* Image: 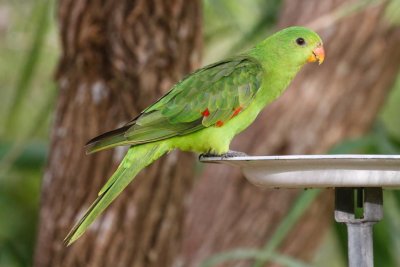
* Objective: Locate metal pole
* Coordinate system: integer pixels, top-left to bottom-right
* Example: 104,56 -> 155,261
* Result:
334,188 -> 383,267
347,223 -> 374,267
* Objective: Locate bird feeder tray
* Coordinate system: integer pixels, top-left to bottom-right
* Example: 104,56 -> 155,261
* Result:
200,154 -> 400,188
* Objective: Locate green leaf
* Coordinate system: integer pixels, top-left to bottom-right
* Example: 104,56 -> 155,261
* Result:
5,0 -> 52,131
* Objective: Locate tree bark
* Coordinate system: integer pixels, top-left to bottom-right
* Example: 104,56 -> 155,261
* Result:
34,1 -> 201,267
181,1 -> 400,266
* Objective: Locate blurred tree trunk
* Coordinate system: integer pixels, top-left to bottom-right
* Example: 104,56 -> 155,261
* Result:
34,1 -> 202,267
180,1 -> 400,266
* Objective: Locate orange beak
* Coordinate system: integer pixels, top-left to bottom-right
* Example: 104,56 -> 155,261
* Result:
307,45 -> 325,65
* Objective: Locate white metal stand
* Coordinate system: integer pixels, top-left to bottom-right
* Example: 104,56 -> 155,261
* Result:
200,155 -> 400,267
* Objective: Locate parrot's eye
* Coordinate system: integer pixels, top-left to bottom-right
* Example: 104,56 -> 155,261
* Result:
296,37 -> 306,46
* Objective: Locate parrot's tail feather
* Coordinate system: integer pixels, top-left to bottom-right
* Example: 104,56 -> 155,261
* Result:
85,125 -> 130,154
64,141 -> 171,246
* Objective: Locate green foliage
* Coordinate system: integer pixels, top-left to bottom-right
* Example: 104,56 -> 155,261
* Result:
0,169 -> 41,267
330,122 -> 400,155
0,141 -> 47,171
203,0 -> 281,63
381,75 -> 400,139
0,0 -> 57,266
4,0 -> 51,131
385,0 -> 400,25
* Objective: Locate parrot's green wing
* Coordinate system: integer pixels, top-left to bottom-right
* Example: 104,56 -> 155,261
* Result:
86,56 -> 264,152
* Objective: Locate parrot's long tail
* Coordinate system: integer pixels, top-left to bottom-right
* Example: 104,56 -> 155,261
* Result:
64,141 -> 171,246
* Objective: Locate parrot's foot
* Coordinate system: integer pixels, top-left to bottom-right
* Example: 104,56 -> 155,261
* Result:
199,150 -> 248,160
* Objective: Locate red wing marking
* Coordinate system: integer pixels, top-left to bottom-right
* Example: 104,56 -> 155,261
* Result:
231,107 -> 243,118
216,120 -> 224,127
202,108 -> 210,117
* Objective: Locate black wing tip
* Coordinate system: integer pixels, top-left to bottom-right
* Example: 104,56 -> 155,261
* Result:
87,125 -> 130,144
63,229 -> 78,246
85,125 -> 131,154
84,142 -> 99,155
63,237 -> 73,247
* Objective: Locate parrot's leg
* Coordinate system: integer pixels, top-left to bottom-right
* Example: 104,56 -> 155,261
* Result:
199,150 -> 248,160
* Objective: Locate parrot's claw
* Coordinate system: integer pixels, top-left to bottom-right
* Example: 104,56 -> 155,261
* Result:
199,150 -> 248,160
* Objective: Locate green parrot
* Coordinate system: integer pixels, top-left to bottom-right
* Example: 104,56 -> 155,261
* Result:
65,26 -> 325,245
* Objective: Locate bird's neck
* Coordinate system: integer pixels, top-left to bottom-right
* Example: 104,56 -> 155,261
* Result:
246,46 -> 305,107
257,62 -> 302,107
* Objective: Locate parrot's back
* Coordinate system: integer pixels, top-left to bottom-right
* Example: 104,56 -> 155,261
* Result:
85,55 -> 264,154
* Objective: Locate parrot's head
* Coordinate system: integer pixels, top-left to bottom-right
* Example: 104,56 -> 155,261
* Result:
258,26 -> 325,67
